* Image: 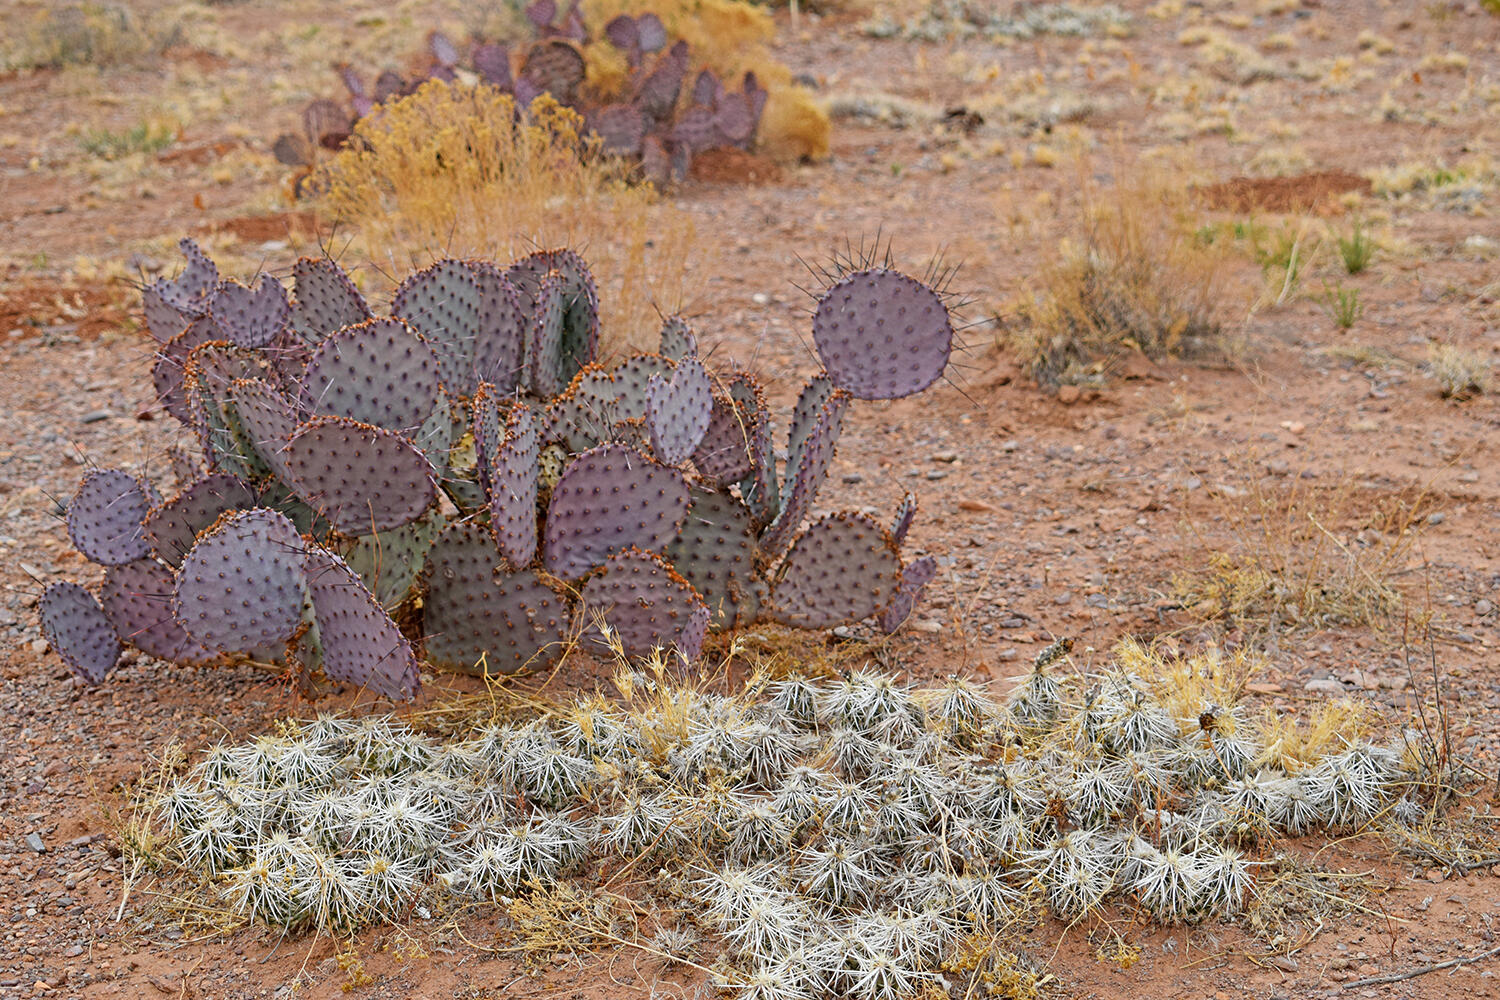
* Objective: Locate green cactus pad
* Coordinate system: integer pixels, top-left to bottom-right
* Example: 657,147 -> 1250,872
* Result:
422,521 -> 568,676
142,473 -> 257,567
645,355 -> 712,465
542,443 -> 690,582
66,468 -> 160,566
290,257 -> 371,344
769,511 -> 901,629
173,508 -> 309,656
304,547 -> 420,700
40,582 -> 122,684
101,559 -> 217,664
666,487 -> 762,629
299,317 -> 440,433
812,268 -> 954,400
280,416 -> 438,534
339,507 -> 442,611
582,546 -> 709,661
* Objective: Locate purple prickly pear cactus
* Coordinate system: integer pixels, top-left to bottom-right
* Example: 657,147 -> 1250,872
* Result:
760,381 -> 849,560
891,492 -> 918,547
279,416 -> 437,534
304,547 -> 420,700
878,554 -> 938,634
667,487 -> 762,629
812,269 -> 954,400
299,317 -> 439,433
473,387 -> 540,568
422,521 -> 568,676
290,257 -> 371,345
582,546 -> 709,661
543,443 -> 689,581
173,508 -> 308,657
210,276 -> 290,349
143,473 -> 257,567
645,355 -> 712,466
658,316 -> 697,361
150,238 -> 218,318
66,469 -> 160,567
101,559 -> 217,664
769,511 -> 902,629
40,582 -> 122,684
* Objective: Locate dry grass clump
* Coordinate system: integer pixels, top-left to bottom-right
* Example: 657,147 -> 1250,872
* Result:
3,2 -> 181,71
1172,473 -> 1429,636
582,0 -> 830,161
1426,343 -> 1489,400
1012,160 -> 1247,386
314,79 -> 695,346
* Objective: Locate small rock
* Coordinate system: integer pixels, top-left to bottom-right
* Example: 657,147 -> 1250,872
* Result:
24,833 -> 45,854
63,945 -> 82,958
996,648 -> 1018,660
1476,599 -> 1494,616
1427,512 -> 1446,525
925,470 -> 947,481
1084,593 -> 1109,608
841,473 -> 863,484
1053,591 -> 1073,605
78,409 -> 113,425
1000,439 -> 1018,452
1304,678 -> 1343,695
1000,617 -> 1027,628
750,292 -> 770,306
1056,384 -> 1081,404
930,451 -> 958,463
910,620 -> 942,634
31,639 -> 48,654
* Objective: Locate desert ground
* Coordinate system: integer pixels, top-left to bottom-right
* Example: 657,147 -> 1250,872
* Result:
3,1 -> 1500,998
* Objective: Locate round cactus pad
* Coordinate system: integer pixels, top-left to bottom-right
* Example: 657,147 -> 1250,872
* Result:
299,317 -> 439,432
666,488 -> 762,629
812,269 -> 953,400
645,355 -> 712,466
290,256 -> 371,344
173,508 -> 308,656
582,547 -> 710,661
66,469 -> 159,566
101,559 -> 216,664
543,443 -> 690,582
280,417 -> 437,534
769,511 -> 901,629
304,547 -> 420,700
142,473 -> 257,566
41,582 -> 123,683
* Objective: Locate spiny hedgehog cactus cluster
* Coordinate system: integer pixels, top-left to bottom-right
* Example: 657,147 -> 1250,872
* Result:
40,238 -> 953,698
135,653 -> 1426,991
277,4 -> 767,187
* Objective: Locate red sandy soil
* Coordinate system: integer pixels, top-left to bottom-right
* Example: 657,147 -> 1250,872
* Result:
2,1 -> 1499,998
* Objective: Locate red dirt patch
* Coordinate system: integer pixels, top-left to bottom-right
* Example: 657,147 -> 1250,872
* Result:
689,147 -> 785,185
198,210 -> 322,244
0,279 -> 132,341
1199,170 -> 1372,214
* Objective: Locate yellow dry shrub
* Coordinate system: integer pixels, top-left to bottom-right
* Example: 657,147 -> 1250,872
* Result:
1115,638 -> 1264,734
581,0 -> 830,161
1258,698 -> 1374,774
313,79 -> 694,347
1014,155 -> 1247,385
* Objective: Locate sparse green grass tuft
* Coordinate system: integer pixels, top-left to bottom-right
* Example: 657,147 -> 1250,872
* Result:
78,120 -> 175,160
1336,220 -> 1375,274
1320,285 -> 1363,329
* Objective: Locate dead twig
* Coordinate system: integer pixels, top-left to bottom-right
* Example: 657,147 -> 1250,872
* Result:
1340,943 -> 1500,989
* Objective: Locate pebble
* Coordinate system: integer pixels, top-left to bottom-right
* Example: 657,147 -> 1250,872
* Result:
1084,593 -> 1109,608
930,451 -> 958,463
1056,385 -> 1081,404
1053,591 -> 1073,605
1477,599 -> 1494,616
1427,512 -> 1446,525
841,473 -> 863,484
24,834 -> 45,854
1304,678 -> 1344,695
78,410 -> 113,425
925,470 -> 947,481
751,292 -> 770,306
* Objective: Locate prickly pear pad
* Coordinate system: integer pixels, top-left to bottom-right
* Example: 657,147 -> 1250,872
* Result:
542,443 -> 690,582
172,509 -> 308,656
66,469 -> 159,567
812,268 -> 953,400
40,582 -> 123,684
770,511 -> 902,629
